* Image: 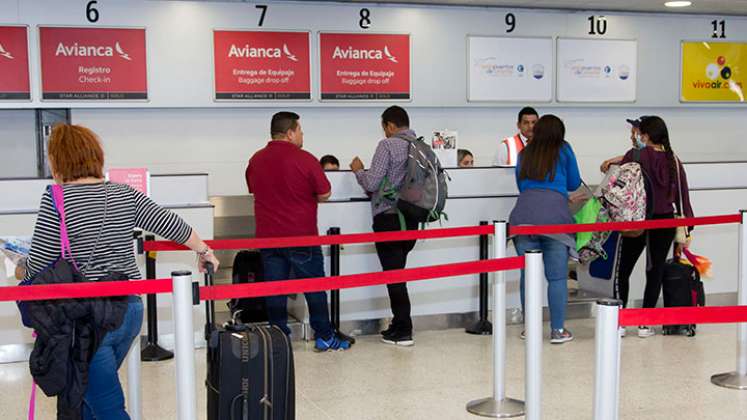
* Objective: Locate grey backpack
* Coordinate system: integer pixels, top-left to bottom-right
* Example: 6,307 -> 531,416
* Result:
395,137 -> 448,224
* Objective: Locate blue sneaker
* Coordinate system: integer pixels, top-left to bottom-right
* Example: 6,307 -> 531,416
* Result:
314,335 -> 352,352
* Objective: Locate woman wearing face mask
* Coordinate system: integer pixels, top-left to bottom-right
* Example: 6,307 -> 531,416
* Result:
600,117 -> 647,172
600,116 -> 694,338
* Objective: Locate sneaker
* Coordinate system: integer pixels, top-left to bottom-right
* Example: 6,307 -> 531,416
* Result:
314,335 -> 352,352
520,330 -> 526,340
380,324 -> 396,339
381,330 -> 414,347
638,326 -> 656,338
550,328 -> 574,344
619,327 -> 626,338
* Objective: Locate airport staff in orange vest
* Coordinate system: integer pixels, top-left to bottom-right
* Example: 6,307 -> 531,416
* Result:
493,107 -> 539,167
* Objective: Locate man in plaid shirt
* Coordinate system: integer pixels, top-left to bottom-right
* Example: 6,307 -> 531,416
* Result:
350,106 -> 419,347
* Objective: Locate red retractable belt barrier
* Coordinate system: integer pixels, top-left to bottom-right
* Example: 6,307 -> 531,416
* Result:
143,224 -> 495,252
199,256 -> 525,301
0,257 -> 524,303
510,214 -> 740,236
619,305 -> 747,327
142,214 -> 740,253
0,279 -> 173,302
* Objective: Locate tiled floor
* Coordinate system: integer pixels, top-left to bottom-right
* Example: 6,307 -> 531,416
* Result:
2,319 -> 746,419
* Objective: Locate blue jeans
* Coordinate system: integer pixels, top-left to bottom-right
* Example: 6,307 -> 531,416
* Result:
514,236 -> 569,331
83,296 -> 144,420
260,246 -> 334,340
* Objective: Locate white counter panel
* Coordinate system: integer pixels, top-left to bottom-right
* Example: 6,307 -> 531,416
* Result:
314,196 -> 520,323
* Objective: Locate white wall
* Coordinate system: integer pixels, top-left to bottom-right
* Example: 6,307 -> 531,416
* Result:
73,106 -> 747,196
1,0 -> 747,109
1,0 -> 746,196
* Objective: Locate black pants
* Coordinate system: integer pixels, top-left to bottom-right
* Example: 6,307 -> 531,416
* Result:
616,213 -> 676,309
373,213 -> 418,333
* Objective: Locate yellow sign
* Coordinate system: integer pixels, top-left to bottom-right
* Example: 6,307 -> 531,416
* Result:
681,41 -> 747,102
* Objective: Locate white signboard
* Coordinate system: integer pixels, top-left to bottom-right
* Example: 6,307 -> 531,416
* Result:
468,36 -> 553,102
556,38 -> 637,102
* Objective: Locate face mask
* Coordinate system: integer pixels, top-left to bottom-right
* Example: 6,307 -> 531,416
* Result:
635,134 -> 646,149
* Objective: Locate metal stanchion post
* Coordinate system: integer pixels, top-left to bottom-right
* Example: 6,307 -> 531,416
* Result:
327,227 -> 355,344
172,270 -> 197,420
467,221 -> 524,418
127,334 -> 142,420
593,299 -> 622,420
140,234 -> 174,361
467,221 -> 493,335
524,250 -> 543,420
712,209 -> 747,389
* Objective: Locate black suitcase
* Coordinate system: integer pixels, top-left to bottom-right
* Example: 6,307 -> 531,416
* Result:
205,264 -> 295,420
228,250 -> 268,323
662,258 -> 705,337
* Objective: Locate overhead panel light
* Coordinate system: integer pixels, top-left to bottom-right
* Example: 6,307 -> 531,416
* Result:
664,1 -> 693,7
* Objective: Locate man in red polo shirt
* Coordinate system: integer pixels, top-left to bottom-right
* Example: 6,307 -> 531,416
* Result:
245,111 -> 351,352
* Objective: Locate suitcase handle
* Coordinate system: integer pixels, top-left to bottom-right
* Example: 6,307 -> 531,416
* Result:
204,262 -> 216,341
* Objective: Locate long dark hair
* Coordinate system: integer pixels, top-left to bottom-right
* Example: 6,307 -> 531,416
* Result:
639,116 -> 677,201
519,114 -> 565,181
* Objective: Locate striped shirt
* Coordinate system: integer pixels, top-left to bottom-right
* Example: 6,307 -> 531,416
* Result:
24,182 -> 192,282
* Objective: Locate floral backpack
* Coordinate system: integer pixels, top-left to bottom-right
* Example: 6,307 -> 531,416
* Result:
599,157 -> 653,237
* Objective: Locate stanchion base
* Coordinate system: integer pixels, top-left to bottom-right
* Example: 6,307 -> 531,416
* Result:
141,340 -> 174,362
711,372 -> 747,390
466,397 -> 525,418
465,319 -> 493,335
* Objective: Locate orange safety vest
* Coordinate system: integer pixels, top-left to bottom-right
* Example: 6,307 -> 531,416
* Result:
501,134 -> 526,166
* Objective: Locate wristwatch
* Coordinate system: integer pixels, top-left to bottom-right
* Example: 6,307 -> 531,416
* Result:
196,246 -> 212,258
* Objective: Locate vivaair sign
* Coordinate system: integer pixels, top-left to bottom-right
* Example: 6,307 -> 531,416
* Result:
214,30 -> 311,100
319,33 -> 411,101
0,26 -> 31,101
39,27 -> 148,101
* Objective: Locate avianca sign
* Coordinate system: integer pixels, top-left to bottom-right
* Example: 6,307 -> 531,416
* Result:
39,27 -> 148,100
0,26 -> 30,100
227,43 -> 298,62
332,45 -> 398,63
214,30 -> 311,101
320,33 -> 410,100
55,41 -> 132,60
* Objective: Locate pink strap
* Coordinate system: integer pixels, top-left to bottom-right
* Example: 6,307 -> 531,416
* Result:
28,380 -> 36,420
28,331 -> 37,420
51,185 -> 78,271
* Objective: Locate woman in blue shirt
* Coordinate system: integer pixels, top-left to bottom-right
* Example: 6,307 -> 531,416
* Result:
509,114 -> 581,344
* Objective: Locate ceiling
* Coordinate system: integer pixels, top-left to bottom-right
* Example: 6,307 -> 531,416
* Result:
310,0 -> 747,16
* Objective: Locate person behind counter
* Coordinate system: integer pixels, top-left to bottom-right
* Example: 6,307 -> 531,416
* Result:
457,149 -> 474,167
246,111 -> 352,352
494,106 -> 539,167
600,116 -> 694,338
320,154 -> 340,170
24,124 -> 219,419
510,114 -> 581,345
350,105 -> 419,347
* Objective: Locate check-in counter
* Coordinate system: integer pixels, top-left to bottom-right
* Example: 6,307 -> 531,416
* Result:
288,167 -> 523,334
292,162 -> 747,335
0,174 -> 213,362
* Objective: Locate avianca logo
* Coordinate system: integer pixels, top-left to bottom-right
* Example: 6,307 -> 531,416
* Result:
332,45 -> 398,63
55,41 -> 132,61
0,43 -> 14,60
228,43 -> 298,62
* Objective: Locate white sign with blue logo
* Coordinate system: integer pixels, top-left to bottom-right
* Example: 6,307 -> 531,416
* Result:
467,36 -> 553,102
557,38 -> 637,102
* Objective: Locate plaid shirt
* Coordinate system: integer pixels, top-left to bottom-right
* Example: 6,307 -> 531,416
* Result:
355,129 -> 416,216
